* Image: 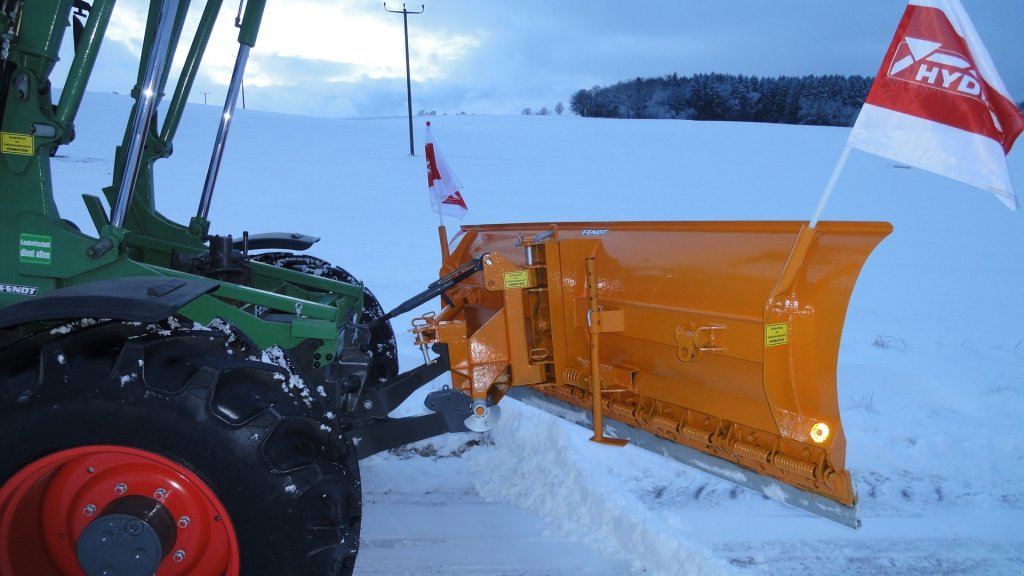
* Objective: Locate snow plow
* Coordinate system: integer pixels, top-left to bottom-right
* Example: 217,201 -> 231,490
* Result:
412,221 -> 890,527
0,0 -> 888,574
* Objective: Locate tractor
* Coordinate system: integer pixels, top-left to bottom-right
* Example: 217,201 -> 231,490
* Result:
0,1 -> 889,574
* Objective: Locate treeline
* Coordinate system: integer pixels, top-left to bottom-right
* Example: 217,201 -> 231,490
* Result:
570,73 -> 875,127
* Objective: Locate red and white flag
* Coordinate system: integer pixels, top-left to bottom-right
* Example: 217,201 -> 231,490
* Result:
848,0 -> 1024,209
425,122 -> 469,219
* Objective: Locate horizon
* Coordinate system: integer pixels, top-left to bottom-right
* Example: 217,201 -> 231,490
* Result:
52,0 -> 1024,118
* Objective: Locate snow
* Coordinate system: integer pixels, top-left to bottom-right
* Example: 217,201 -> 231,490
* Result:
50,92 -> 1023,575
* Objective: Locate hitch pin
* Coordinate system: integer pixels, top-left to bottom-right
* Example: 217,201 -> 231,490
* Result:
410,313 -> 437,365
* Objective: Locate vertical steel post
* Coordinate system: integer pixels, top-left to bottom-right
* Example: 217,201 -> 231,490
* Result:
197,0 -> 266,220
110,0 -> 180,229
384,3 -> 423,156
161,0 -> 226,144
585,257 -> 628,447
197,44 -> 248,220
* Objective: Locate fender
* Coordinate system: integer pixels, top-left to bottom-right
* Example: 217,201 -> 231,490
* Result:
0,277 -> 217,328
232,232 -> 320,252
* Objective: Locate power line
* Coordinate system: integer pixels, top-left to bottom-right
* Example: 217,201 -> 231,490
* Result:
382,2 -> 421,154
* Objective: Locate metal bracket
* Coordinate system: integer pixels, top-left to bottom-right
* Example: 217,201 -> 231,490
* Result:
345,344 -> 476,460
675,325 -> 726,362
348,387 -> 472,460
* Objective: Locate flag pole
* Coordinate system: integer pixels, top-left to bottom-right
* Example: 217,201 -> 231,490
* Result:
438,210 -> 450,261
438,224 -> 450,261
809,145 -> 852,229
436,150 -> 447,261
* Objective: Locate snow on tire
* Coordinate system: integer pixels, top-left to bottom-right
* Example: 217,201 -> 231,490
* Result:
0,320 -> 361,575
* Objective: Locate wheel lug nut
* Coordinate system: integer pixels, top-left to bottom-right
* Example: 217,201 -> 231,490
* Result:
114,482 -> 127,495
153,488 -> 167,501
82,504 -> 96,516
173,550 -> 186,563
177,516 -> 190,528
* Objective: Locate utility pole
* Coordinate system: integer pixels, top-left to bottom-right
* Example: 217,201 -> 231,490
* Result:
384,3 -> 424,156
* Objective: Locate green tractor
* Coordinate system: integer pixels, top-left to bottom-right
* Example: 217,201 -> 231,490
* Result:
0,1 -> 477,573
0,0 -> 894,573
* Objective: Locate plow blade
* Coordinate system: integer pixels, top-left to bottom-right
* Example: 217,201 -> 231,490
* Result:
419,221 -> 891,526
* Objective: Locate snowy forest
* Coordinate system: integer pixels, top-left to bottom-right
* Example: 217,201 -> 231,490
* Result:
570,73 -> 875,126
571,73 -> 1024,127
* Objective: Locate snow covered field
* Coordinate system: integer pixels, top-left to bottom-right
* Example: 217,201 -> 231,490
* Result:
51,93 -> 1023,575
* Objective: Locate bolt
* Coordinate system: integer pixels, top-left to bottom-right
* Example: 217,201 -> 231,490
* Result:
173,550 -> 185,563
177,516 -> 190,529
153,488 -> 167,501
83,504 -> 96,516
125,520 -> 144,536
362,399 -> 374,410
114,482 -> 127,496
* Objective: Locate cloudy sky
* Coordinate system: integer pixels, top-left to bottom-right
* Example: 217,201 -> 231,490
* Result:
60,0 -> 1024,117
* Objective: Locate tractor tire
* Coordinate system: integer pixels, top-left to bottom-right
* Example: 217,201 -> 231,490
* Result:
0,320 -> 361,576
252,252 -> 398,387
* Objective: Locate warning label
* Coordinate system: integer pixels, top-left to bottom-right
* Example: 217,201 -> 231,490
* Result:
19,233 -> 52,265
503,270 -> 530,289
765,322 -> 789,347
1,132 -> 34,156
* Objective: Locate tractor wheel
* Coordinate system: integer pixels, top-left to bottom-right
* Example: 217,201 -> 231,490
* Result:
0,320 -> 361,576
252,252 -> 398,387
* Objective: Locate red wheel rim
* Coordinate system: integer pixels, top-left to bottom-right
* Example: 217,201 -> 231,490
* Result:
0,446 -> 240,575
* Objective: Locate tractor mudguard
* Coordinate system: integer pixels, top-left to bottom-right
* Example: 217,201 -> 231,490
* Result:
232,232 -> 320,251
0,277 -> 217,328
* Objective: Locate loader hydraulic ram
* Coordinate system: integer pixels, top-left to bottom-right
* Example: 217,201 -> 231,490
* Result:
413,221 -> 891,527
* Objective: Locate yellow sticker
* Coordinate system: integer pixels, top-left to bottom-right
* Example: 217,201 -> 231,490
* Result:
1,132 -> 34,156
765,322 -> 789,347
503,270 -> 530,289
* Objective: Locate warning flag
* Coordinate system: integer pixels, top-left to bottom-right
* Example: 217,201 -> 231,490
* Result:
848,0 -> 1024,210
425,122 -> 469,219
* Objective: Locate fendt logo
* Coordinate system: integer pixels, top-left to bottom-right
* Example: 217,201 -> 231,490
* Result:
0,283 -> 38,296
888,37 -> 982,101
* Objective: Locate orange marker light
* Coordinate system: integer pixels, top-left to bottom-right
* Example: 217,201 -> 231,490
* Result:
810,422 -> 831,443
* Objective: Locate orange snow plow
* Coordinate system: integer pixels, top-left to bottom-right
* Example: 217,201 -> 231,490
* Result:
414,221 -> 891,527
